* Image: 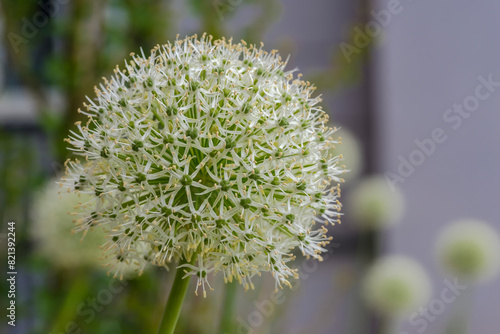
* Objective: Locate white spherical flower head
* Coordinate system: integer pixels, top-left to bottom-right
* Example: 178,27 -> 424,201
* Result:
436,219 -> 500,283
32,180 -> 147,277
363,256 -> 432,317
346,175 -> 404,230
62,34 -> 344,295
30,180 -> 105,270
327,126 -> 362,184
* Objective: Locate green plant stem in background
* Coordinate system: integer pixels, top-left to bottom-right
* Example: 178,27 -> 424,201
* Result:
379,317 -> 392,334
219,281 -> 238,334
157,258 -> 192,334
348,229 -> 380,334
50,272 -> 90,333
445,286 -> 474,334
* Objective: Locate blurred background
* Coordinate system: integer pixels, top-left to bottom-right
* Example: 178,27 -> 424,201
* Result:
1,0 -> 499,333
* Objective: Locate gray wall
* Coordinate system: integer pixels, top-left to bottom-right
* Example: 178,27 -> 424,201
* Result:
376,0 -> 500,333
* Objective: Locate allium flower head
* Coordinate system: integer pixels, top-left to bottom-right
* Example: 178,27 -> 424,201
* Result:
363,256 -> 431,317
31,180 -> 105,270
346,175 -> 404,230
32,179 -> 146,277
436,219 -> 500,283
62,34 -> 344,294
327,127 -> 362,183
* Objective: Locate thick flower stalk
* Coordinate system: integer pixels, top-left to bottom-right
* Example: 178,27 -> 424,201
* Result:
62,34 -> 344,295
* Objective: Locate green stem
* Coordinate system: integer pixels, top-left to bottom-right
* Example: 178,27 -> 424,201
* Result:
157,258 -> 192,334
50,271 -> 89,333
379,316 -> 393,334
219,281 -> 238,334
347,229 -> 380,334
445,285 -> 474,334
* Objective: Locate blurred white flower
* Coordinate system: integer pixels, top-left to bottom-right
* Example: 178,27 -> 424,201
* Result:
363,256 -> 432,316
346,175 -> 404,230
327,126 -> 362,183
31,180 -> 150,278
436,219 -> 500,283
30,180 -> 105,270
61,34 -> 345,294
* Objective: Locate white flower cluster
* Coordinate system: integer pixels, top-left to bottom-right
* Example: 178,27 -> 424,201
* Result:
327,127 -> 362,184
436,219 -> 500,283
33,180 -> 145,277
31,180 -> 105,270
362,256 -> 431,317
62,34 -> 344,295
346,176 -> 404,230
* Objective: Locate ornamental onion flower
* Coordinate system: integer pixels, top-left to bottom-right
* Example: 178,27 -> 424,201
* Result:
327,126 -> 362,183
31,180 -> 105,270
32,179 -> 147,277
362,256 -> 431,316
436,219 -> 500,283
61,34 -> 344,298
346,175 -> 404,230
